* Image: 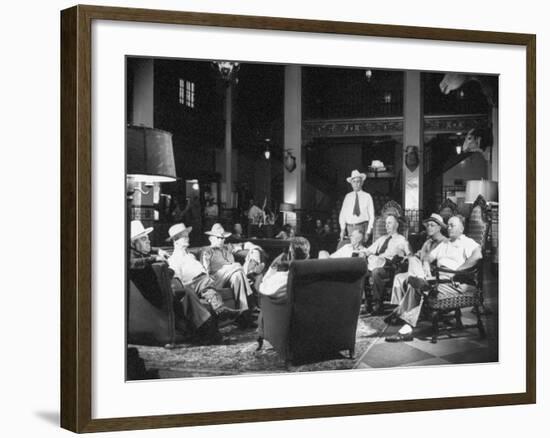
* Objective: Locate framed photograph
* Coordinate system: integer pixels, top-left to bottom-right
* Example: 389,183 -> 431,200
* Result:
60,4 -> 536,433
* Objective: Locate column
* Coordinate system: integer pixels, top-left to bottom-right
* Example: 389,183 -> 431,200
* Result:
224,83 -> 233,209
283,65 -> 302,230
490,106 -> 498,181
403,71 -> 423,228
131,58 -> 154,127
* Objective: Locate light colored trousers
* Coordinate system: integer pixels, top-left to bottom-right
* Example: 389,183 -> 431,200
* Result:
212,263 -> 253,310
391,257 -> 476,327
391,256 -> 425,305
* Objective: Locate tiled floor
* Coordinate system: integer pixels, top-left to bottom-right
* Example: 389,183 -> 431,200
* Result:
356,268 -> 498,369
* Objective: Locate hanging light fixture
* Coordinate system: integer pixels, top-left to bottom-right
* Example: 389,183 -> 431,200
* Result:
212,61 -> 240,83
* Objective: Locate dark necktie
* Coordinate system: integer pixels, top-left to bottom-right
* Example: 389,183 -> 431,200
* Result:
376,235 -> 392,256
353,192 -> 361,216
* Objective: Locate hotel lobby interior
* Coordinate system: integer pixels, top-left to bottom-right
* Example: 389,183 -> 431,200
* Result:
126,57 -> 499,379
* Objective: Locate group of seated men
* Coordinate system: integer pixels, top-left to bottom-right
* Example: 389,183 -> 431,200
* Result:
129,220 -> 264,345
316,211 -> 482,342
130,207 -> 483,346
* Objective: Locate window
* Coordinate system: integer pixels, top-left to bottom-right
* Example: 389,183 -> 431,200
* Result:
179,78 -> 195,108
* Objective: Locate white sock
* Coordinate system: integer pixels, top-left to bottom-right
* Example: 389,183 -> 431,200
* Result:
398,324 -> 413,335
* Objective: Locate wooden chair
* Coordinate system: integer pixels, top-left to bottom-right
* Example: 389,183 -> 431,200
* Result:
467,195 -> 491,314
422,263 -> 486,344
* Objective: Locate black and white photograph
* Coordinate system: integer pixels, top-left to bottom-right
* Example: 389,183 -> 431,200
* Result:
126,57 -> 499,380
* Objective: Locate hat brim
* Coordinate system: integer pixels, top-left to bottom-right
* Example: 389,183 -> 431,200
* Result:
205,231 -> 232,238
165,226 -> 193,241
346,174 -> 367,183
131,227 -> 153,241
423,218 -> 447,229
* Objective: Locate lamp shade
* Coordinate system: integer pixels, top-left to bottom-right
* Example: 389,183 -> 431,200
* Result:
465,180 -> 498,204
127,126 -> 177,183
279,202 -> 295,213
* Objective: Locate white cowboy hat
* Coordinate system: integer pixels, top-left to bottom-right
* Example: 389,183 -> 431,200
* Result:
204,223 -> 232,239
422,213 -> 447,229
166,223 -> 193,241
130,220 -> 153,241
346,169 -> 367,184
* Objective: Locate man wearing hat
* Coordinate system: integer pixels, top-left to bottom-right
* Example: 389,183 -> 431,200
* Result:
166,223 -> 241,322
386,215 -> 481,342
129,220 -> 220,343
388,213 -> 448,311
338,170 -> 375,244
202,223 -> 257,318
129,220 -> 169,269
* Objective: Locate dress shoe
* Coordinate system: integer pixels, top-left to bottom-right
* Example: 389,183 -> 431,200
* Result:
371,300 -> 384,315
385,332 -> 414,342
408,277 -> 431,291
216,306 -> 242,322
235,311 -> 258,329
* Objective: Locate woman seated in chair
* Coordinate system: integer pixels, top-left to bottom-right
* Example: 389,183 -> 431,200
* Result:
256,237 -> 311,339
258,237 -> 311,300
385,215 -> 482,342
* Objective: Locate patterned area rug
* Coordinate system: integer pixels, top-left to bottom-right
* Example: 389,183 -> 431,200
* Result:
132,314 -> 388,379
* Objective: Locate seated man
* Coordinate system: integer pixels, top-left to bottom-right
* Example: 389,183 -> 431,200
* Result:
386,215 -> 482,342
363,214 -> 411,314
318,229 -> 366,259
166,223 -> 241,323
389,213 -> 448,308
201,223 -> 257,315
129,220 -> 221,344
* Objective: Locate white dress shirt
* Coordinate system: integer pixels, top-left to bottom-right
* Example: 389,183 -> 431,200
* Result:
429,234 -> 480,271
338,190 -> 375,233
366,233 -> 411,259
168,250 -> 207,285
259,268 -> 288,299
330,243 -> 367,258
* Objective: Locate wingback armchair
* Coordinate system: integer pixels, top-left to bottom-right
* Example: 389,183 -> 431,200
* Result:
257,258 -> 367,365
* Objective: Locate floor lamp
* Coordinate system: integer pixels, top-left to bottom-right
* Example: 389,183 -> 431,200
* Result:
126,125 -> 177,359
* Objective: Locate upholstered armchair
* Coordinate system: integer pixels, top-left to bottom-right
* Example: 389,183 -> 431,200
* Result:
257,258 -> 367,365
128,262 -> 181,347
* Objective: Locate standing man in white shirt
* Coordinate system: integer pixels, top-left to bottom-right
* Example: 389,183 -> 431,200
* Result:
339,169 -> 375,244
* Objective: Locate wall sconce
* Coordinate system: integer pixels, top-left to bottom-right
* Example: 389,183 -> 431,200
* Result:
456,144 -> 462,155
284,149 -> 297,172
264,138 -> 271,160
